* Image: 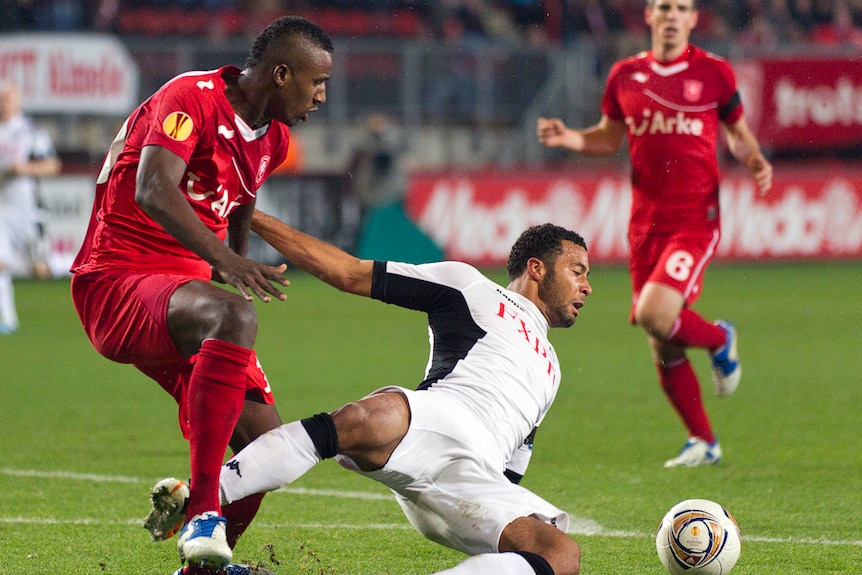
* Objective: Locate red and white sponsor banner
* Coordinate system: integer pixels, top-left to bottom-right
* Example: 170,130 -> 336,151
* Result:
0,34 -> 139,115
735,58 -> 862,152
405,166 -> 862,266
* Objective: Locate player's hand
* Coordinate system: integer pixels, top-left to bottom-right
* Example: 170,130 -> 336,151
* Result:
537,117 -> 568,148
747,153 -> 773,196
215,253 -> 290,302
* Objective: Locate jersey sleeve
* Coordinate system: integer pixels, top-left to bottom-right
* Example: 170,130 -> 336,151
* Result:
141,78 -> 208,163
371,260 -> 482,313
504,426 -> 537,484
715,59 -> 744,124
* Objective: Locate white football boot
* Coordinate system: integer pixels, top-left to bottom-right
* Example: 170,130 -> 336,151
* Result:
710,319 -> 741,397
664,437 -> 722,468
143,477 -> 190,541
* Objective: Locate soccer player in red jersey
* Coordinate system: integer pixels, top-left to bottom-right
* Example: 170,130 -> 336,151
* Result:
537,0 -> 772,467
70,16 -> 333,574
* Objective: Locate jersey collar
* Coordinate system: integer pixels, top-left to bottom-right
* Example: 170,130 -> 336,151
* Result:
233,113 -> 270,141
648,44 -> 692,77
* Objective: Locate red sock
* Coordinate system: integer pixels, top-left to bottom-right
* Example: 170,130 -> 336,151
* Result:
666,309 -> 726,351
224,492 -> 266,548
657,357 -> 715,443
186,339 -> 250,519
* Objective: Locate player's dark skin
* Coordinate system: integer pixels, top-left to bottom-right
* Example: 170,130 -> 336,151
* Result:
134,37 -> 332,452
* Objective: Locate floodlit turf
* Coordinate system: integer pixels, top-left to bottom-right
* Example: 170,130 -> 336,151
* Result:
1,261 -> 860,574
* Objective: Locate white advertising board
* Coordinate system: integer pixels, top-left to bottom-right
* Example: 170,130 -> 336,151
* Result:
0,34 -> 139,115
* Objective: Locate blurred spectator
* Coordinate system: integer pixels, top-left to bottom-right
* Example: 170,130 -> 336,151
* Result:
3,0 -> 859,53
424,2 -> 486,120
30,0 -> 87,31
468,0 -> 524,45
790,0 -> 829,36
347,113 -> 407,232
502,0 -> 545,31
0,0 -> 33,30
739,0 -> 807,47
691,3 -> 732,41
562,0 -> 626,39
807,0 -> 862,47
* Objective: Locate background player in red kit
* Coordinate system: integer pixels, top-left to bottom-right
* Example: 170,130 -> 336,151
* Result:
537,0 -> 772,467
70,16 -> 333,574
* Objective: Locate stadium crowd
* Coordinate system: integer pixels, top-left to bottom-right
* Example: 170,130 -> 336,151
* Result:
2,0 -> 862,50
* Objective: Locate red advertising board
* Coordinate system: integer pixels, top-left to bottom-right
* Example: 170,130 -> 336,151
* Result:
405,165 -> 862,266
0,34 -> 139,115
736,58 -> 862,152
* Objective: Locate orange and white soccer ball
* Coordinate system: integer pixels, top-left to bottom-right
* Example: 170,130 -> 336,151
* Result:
656,499 -> 741,575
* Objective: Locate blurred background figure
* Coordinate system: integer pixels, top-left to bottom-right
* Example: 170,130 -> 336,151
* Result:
347,112 -> 441,263
348,113 -> 407,231
272,131 -> 306,175
0,81 -> 62,334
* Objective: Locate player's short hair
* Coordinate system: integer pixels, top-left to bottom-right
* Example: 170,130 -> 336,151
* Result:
506,224 -> 588,281
646,0 -> 697,7
245,16 -> 334,69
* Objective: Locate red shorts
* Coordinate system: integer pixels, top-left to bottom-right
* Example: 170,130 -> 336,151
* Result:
71,269 -> 275,437
628,228 -> 721,322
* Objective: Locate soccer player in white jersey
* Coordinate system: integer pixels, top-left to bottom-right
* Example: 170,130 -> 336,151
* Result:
213,213 -> 591,575
0,81 -> 61,334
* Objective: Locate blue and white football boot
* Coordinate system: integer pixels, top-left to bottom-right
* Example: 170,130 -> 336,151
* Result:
710,319 -> 741,397
177,511 -> 232,569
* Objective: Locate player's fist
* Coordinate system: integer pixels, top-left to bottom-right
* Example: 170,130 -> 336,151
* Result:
537,117 -> 569,148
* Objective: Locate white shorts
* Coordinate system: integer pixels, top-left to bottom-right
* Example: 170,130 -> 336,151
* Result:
336,387 -> 569,556
0,202 -> 42,273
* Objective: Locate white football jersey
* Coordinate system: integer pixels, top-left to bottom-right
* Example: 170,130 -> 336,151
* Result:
0,113 -> 55,215
371,260 -> 561,473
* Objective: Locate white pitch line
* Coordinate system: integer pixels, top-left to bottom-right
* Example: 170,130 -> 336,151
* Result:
1,467 -> 145,483
0,467 -> 391,500
1,516 -> 860,547
3,468 -> 860,547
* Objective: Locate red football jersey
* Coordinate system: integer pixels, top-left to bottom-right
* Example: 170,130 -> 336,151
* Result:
72,66 -> 290,279
602,45 -> 742,235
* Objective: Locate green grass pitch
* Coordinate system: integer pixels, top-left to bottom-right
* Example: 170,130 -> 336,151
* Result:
1,261 -> 860,574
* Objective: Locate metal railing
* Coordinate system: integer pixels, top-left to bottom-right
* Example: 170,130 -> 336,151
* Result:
42,34 -> 843,167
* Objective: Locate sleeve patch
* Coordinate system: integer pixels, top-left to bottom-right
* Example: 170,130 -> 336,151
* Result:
162,111 -> 194,141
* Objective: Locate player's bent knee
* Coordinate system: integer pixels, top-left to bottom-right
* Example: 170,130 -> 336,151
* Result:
202,296 -> 259,344
331,394 -> 409,470
170,283 -> 259,349
500,517 -> 580,575
634,308 -> 669,336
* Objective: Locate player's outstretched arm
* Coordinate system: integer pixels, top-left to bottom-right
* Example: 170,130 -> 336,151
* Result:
537,115 -> 625,156
252,210 -> 374,297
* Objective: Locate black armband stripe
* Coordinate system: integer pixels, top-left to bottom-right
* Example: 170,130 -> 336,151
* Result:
719,91 -> 742,121
504,468 -> 523,484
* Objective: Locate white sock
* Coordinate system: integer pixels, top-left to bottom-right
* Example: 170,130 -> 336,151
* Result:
0,271 -> 18,329
220,421 -> 320,504
433,553 -> 535,575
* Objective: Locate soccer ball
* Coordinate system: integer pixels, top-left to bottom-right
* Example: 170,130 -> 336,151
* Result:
655,499 -> 741,575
